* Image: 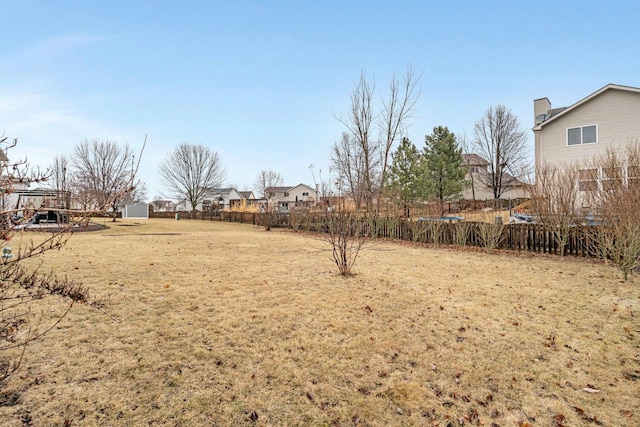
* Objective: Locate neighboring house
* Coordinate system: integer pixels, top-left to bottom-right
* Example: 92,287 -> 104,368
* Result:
238,191 -> 256,201
461,153 -> 528,200
533,84 -> 640,192
200,188 -> 244,211
264,183 -> 318,213
149,200 -> 176,212
238,191 -> 258,209
175,199 -> 189,211
173,188 -> 247,211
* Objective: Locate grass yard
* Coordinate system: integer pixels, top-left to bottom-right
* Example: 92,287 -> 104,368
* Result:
0,218 -> 638,426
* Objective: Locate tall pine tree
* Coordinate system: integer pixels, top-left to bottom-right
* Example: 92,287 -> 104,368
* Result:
387,137 -> 425,215
423,126 -> 468,217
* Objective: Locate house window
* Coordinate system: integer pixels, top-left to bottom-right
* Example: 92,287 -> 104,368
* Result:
284,192 -> 289,197
567,125 -> 597,145
578,168 -> 598,191
302,192 -> 309,196
602,167 -> 622,191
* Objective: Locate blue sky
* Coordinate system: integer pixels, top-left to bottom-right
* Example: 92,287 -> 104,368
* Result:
1,1 -> 639,199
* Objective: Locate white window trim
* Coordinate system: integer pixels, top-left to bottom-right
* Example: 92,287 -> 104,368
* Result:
567,124 -> 598,146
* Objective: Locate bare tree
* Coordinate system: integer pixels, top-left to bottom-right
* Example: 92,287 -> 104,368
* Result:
330,132 -> 368,209
254,170 -> 284,229
72,139 -> 139,221
159,143 -> 226,212
528,163 -> 582,256
473,105 -> 530,199
254,170 -> 283,199
334,66 -> 421,211
47,154 -> 72,209
123,181 -> 148,205
379,66 -> 421,193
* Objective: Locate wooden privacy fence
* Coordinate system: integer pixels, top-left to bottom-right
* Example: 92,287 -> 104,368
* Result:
149,211 -> 598,257
345,218 -> 594,257
150,210 -> 289,226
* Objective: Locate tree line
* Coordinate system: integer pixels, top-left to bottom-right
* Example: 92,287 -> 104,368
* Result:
41,68 -> 530,218
329,67 -> 530,216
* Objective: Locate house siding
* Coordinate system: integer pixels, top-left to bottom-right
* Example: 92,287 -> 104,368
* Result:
536,88 -> 640,168
462,178 -> 527,200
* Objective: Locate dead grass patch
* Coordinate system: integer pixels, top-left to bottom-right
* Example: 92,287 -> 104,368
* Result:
0,219 -> 638,426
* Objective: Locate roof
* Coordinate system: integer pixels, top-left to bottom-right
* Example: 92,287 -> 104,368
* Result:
210,187 -> 236,194
238,191 -> 255,199
533,83 -> 640,131
462,153 -> 489,166
289,183 -> 316,192
266,186 -> 291,193
266,184 -> 316,194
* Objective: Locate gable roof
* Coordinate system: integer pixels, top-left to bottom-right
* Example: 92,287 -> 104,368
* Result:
533,84 -> 640,131
238,191 -> 255,199
288,183 -> 316,193
208,187 -> 243,200
266,186 -> 291,194
462,153 -> 489,167
210,187 -> 236,194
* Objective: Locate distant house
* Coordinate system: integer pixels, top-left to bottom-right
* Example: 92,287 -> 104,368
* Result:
238,191 -> 258,209
462,153 -> 528,200
201,188 -> 244,211
149,199 -> 176,212
264,183 -> 318,213
175,199 -> 189,211
238,190 -> 256,200
533,84 -> 640,192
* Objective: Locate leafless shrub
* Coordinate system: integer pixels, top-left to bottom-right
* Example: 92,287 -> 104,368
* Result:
409,219 -> 430,243
319,208 -> 368,277
424,219 -> 445,248
257,211 -> 281,231
583,142 -> 640,280
477,219 -> 505,254
528,163 -> 582,256
289,210 -> 303,231
453,222 -> 473,248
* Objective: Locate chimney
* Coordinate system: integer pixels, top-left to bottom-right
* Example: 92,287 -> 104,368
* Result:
534,97 -> 551,125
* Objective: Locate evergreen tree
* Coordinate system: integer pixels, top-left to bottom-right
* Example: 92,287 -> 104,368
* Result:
423,126 -> 468,217
386,137 -> 425,215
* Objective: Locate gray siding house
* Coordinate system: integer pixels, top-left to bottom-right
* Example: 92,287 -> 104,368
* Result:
533,84 -> 640,169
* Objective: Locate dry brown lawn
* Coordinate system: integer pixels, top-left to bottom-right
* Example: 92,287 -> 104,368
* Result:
0,218 -> 638,426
